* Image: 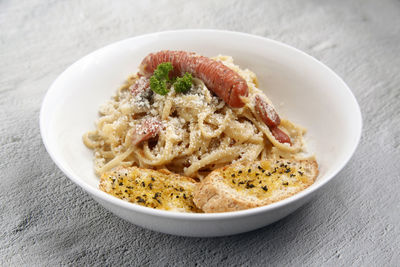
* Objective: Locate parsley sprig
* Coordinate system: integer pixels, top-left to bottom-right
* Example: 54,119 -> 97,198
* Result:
173,72 -> 193,93
149,62 -> 193,95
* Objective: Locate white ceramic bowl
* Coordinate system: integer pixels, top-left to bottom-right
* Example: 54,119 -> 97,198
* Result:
40,30 -> 362,237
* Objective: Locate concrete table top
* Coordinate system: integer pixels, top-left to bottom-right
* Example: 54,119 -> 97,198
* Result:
1,0 -> 399,265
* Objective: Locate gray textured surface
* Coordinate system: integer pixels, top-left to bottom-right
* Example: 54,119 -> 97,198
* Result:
1,0 -> 399,265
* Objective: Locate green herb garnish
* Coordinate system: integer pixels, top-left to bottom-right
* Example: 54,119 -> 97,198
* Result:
149,62 -> 193,95
173,72 -> 193,93
150,62 -> 173,95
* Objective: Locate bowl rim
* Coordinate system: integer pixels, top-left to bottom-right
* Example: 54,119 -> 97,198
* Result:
40,29 -> 362,220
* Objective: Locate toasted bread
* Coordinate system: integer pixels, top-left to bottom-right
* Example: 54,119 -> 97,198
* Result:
193,158 -> 318,213
100,167 -> 201,213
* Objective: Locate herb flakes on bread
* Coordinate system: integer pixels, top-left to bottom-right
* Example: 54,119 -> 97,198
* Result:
193,158 -> 318,213
100,167 -> 201,213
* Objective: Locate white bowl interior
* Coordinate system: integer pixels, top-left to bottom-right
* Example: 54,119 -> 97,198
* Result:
41,30 -> 361,218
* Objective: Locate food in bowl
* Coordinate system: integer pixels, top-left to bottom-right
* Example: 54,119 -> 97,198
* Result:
83,50 -> 318,213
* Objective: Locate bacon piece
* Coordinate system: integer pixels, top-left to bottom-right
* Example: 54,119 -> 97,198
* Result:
270,127 -> 292,145
130,77 -> 150,96
132,118 -> 162,145
139,50 -> 249,108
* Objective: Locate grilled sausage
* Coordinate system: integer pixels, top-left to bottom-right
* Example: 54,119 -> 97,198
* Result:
270,126 -> 292,145
255,95 -> 280,127
139,50 -> 249,108
255,95 -> 291,145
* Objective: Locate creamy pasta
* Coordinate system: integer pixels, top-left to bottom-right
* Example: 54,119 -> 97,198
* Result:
83,55 -> 305,179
